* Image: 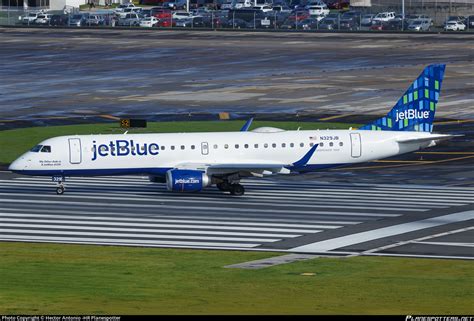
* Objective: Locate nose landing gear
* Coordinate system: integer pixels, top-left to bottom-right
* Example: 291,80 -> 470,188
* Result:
52,176 -> 66,195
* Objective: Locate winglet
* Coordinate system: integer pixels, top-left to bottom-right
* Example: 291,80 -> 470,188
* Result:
240,118 -> 254,132
292,144 -> 318,168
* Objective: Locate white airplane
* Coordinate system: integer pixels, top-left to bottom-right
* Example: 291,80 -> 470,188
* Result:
9,64 -> 455,196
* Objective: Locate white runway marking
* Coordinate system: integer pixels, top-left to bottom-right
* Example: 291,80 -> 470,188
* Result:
290,211 -> 474,253
1,176 -> 473,255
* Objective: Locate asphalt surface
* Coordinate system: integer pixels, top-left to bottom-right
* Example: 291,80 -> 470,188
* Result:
0,28 -> 473,259
0,172 -> 472,259
0,28 -> 474,125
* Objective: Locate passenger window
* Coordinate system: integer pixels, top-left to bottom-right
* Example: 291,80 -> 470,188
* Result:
244,144 -> 249,149
264,143 -> 268,148
282,143 -> 286,148
41,145 -> 51,153
254,144 -> 258,148
339,142 -> 343,146
191,145 -> 195,150
235,144 -> 239,149
290,143 -> 294,148
160,146 -> 165,150
171,146 -> 175,150
30,145 -> 43,152
300,143 -> 304,147
329,142 -> 334,147
213,144 -> 218,149
272,143 -> 276,148
224,144 -> 229,149
310,142 -> 314,147
181,145 -> 185,150
320,142 -> 324,147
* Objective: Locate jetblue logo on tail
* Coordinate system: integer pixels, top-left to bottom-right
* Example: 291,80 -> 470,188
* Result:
92,140 -> 159,161
360,64 -> 446,133
395,110 -> 430,122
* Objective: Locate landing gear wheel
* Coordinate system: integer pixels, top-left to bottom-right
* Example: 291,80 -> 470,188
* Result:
229,184 -> 245,196
56,186 -> 65,195
217,181 -> 231,191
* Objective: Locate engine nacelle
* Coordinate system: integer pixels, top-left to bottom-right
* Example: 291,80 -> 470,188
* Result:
166,169 -> 211,192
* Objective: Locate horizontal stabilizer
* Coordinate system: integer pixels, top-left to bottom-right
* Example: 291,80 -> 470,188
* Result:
396,134 -> 460,144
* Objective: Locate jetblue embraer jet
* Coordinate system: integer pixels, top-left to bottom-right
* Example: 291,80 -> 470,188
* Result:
9,64 -> 455,196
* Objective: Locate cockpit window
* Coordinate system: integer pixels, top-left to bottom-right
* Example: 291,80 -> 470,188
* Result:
40,145 -> 51,153
30,145 -> 43,152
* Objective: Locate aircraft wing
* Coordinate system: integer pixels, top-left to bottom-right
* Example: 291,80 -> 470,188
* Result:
174,162 -> 290,176
173,144 -> 319,176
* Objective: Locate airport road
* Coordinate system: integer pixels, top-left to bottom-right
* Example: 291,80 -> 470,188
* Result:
0,28 -> 474,126
0,172 -> 472,260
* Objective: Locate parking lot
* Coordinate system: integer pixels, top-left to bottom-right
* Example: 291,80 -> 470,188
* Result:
2,0 -> 474,32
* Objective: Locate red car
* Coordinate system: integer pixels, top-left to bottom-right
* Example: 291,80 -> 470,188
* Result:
287,10 -> 310,22
156,17 -> 175,27
370,21 -> 386,31
151,8 -> 172,19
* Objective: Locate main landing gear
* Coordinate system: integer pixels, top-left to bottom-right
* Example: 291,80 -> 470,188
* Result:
216,181 -> 245,196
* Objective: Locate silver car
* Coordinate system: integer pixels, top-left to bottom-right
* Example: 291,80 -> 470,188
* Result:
407,19 -> 431,31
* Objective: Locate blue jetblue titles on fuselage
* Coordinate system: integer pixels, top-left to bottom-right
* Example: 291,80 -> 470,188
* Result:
92,140 -> 160,161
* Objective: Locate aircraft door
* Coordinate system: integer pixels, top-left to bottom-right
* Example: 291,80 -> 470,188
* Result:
69,138 -> 82,164
350,133 -> 361,158
201,142 -> 209,155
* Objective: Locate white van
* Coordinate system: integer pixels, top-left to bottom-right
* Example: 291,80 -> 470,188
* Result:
306,4 -> 330,17
372,11 -> 396,24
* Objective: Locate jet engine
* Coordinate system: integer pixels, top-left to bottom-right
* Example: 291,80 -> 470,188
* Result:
166,169 -> 211,192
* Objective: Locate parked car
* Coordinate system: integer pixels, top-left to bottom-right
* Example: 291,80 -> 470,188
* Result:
297,17 -> 319,29
34,13 -> 53,25
369,20 -> 386,30
445,15 -> 466,23
272,5 -> 292,14
164,0 -> 187,10
444,20 -> 466,31
115,3 -> 137,13
306,4 -> 329,17
84,14 -> 105,26
253,5 -> 273,13
407,18 -> 431,31
361,14 -> 374,26
117,13 -> 141,26
172,11 -> 195,20
21,12 -> 41,24
156,17 -> 174,27
151,8 -> 172,19
405,14 -> 431,25
319,13 -> 339,30
372,11 -> 395,24
68,14 -> 86,26
385,20 -> 403,30
139,16 -> 159,27
175,16 -> 206,27
466,16 -> 474,29
339,17 -> 359,30
49,14 -> 68,26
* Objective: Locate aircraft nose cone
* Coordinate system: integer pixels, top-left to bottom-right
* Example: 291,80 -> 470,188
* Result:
8,158 -> 26,172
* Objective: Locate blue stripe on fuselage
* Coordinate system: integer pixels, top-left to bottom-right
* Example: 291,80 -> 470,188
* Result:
11,164 -> 350,177
10,167 -> 173,177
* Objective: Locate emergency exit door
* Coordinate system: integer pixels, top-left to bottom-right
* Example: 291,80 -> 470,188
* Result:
69,138 -> 82,164
350,133 -> 361,158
